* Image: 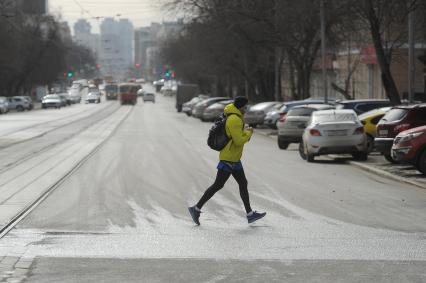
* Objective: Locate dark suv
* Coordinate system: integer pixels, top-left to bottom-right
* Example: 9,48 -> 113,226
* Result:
375,104 -> 426,163
335,99 -> 391,115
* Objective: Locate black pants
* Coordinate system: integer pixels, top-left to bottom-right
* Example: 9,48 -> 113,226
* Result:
196,169 -> 252,213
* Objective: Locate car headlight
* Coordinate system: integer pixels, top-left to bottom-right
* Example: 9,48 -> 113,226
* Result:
396,132 -> 423,143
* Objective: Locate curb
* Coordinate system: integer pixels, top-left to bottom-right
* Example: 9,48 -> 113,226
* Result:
254,129 -> 426,190
347,160 -> 426,190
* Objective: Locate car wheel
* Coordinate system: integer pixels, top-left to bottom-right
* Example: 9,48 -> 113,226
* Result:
298,142 -> 307,160
417,150 -> 426,175
366,135 -> 375,153
16,105 -> 24,112
306,153 -> 315,162
352,152 -> 368,161
278,139 -> 289,150
384,154 -> 399,164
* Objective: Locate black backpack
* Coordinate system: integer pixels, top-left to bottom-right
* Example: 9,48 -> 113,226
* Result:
207,113 -> 234,151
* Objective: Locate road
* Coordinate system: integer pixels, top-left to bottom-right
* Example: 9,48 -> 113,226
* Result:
0,86 -> 425,282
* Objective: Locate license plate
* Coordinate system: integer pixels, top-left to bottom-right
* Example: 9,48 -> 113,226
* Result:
327,130 -> 347,136
379,130 -> 388,136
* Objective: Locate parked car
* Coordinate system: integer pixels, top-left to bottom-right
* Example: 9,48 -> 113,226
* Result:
299,109 -> 368,162
277,104 -> 334,149
86,92 -> 101,104
21,96 -> 34,110
244,102 -> 281,127
68,84 -> 83,103
0,96 -> 9,114
7,96 -> 31,111
335,99 -> 391,115
375,104 -> 426,163
263,102 -> 284,128
182,95 -> 209,116
142,92 -> 156,103
391,126 -> 426,175
42,95 -> 62,109
192,97 -> 230,119
358,107 -> 391,152
202,99 -> 234,122
275,100 -> 328,129
58,93 -> 72,106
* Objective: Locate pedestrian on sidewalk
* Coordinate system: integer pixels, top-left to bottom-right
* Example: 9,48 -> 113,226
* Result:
188,96 -> 266,225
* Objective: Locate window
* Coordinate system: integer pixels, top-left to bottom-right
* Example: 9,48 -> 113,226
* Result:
288,107 -> 315,117
371,115 -> 384,125
381,108 -> 408,122
409,108 -> 426,122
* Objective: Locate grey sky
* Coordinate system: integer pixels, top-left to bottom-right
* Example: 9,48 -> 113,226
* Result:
49,0 -> 177,34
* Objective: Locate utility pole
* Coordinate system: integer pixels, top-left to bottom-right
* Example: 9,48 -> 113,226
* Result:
320,0 -> 328,104
408,0 -> 415,103
274,0 -> 281,101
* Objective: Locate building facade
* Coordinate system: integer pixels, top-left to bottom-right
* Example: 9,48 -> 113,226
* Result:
73,19 -> 100,59
99,18 -> 134,79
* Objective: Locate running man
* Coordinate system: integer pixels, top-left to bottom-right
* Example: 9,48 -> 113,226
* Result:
189,96 -> 266,225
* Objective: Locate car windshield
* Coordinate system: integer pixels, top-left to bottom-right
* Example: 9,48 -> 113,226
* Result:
119,85 -> 138,93
288,107 -> 315,117
44,95 -> 59,99
105,85 -> 118,92
250,102 -> 275,111
381,108 -> 408,122
313,112 -> 357,123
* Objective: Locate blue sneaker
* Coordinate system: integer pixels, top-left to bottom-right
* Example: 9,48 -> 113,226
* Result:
247,211 -> 266,224
188,206 -> 201,225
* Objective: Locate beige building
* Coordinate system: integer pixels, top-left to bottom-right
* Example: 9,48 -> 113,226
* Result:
310,45 -> 426,101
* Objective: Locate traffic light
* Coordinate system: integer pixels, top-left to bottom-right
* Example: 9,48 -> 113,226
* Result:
67,72 -> 73,78
165,70 -> 171,78
135,63 -> 141,69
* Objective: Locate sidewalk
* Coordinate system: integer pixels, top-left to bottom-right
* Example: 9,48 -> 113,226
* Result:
254,127 -> 426,190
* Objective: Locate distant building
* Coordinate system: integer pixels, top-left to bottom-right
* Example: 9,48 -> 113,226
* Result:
73,19 -> 100,59
99,18 -> 134,79
135,20 -> 183,80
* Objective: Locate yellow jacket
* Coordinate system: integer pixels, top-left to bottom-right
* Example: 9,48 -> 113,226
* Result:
219,103 -> 253,162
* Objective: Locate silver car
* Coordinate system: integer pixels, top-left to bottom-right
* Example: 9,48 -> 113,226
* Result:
86,92 -> 101,104
192,97 -> 230,119
300,109 -> 368,162
182,95 -> 209,116
263,103 -> 284,128
8,96 -> 31,112
142,92 -> 156,103
202,99 -> 233,122
0,96 -> 9,114
42,95 -> 62,109
277,104 -> 334,149
244,102 -> 281,127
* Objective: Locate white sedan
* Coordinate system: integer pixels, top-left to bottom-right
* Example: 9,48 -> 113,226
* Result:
299,109 -> 368,162
85,92 -> 101,104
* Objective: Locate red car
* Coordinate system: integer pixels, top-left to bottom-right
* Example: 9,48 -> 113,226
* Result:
391,125 -> 426,175
375,104 -> 426,163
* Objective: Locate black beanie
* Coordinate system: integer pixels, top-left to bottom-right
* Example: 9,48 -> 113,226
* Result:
234,96 -> 248,109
